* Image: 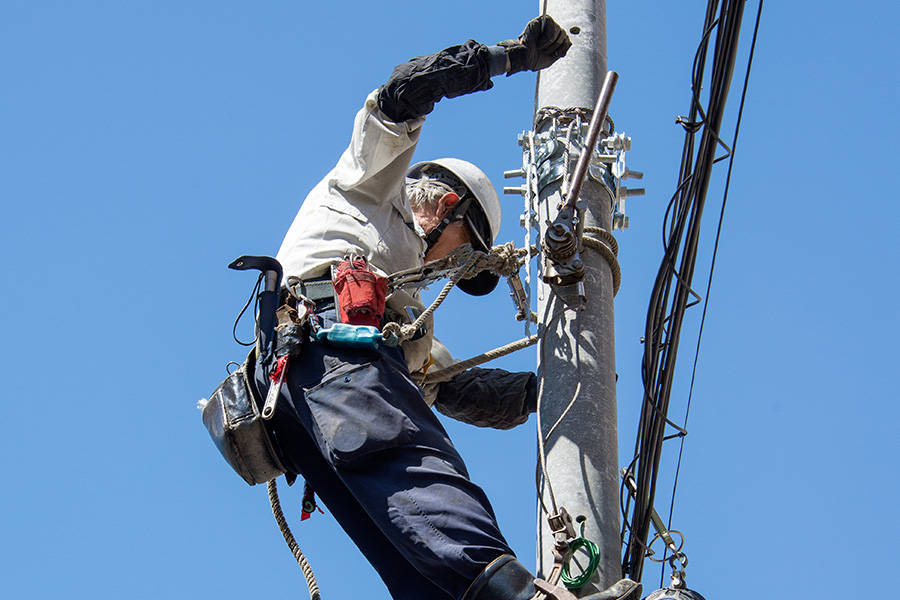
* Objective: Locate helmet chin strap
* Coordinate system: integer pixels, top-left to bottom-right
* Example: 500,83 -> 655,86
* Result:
424,196 -> 474,251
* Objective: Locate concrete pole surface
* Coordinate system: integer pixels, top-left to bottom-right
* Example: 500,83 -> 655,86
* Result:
534,0 -> 622,594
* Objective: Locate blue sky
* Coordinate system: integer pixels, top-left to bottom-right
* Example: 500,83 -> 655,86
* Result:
2,1 -> 898,598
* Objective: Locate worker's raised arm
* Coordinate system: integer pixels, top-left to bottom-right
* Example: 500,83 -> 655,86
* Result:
377,15 -> 571,123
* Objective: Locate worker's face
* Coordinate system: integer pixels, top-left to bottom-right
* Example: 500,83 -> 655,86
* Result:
412,192 -> 472,262
424,221 -> 470,262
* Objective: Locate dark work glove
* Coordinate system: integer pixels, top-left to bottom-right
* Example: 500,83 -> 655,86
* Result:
499,15 -> 572,75
433,368 -> 537,430
377,40 -> 495,122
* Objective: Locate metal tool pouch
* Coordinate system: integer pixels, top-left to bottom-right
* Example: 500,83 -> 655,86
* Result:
201,349 -> 286,486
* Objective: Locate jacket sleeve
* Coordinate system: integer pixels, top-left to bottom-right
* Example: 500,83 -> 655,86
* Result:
433,367 -> 537,430
377,40 -> 508,123
328,90 -> 424,196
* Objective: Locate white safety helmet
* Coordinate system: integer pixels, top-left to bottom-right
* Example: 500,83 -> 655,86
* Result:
408,158 -> 503,296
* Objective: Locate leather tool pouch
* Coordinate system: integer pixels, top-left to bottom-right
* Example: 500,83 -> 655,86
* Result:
201,349 -> 286,485
332,256 -> 388,328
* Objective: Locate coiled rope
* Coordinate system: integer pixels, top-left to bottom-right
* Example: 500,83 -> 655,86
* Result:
582,226 -> 621,296
268,479 -> 321,600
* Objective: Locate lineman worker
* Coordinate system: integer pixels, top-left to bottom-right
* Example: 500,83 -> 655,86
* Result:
255,15 -> 640,600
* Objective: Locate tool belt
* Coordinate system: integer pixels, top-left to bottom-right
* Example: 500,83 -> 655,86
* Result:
201,348 -> 287,486
201,257 -> 392,486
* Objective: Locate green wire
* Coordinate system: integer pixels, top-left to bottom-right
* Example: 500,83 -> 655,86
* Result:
561,523 -> 602,589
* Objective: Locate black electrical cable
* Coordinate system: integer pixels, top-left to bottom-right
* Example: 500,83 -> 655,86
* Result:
660,0 -> 764,586
626,0 -> 746,580
622,0 -> 754,582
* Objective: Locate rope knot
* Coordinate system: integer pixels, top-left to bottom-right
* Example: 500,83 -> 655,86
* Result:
472,241 -> 523,279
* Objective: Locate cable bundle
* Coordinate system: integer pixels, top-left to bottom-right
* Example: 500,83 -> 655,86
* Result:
621,0 -> 763,583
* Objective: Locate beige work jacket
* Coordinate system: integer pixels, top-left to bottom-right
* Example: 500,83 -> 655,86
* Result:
276,90 -> 445,391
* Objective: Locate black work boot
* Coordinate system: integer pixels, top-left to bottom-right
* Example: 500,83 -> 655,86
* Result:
463,555 -> 642,600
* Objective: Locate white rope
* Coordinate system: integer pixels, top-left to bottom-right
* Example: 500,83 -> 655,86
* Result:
424,335 -> 539,384
268,479 -> 321,600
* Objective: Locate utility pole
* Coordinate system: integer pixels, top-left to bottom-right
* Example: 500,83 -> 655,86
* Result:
527,0 -> 628,593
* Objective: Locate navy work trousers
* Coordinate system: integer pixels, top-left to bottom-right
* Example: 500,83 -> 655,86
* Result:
254,321 -> 513,600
